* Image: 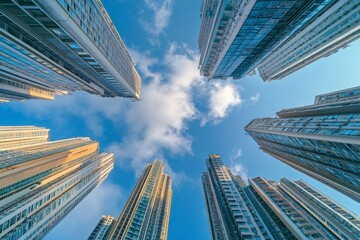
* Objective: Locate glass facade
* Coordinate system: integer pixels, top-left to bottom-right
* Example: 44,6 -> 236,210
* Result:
0,126 -> 114,239
248,177 -> 357,239
258,0 -> 360,81
202,154 -> 360,240
245,86 -> 360,202
0,0 -> 141,102
243,183 -> 295,240
198,0 -> 336,80
102,160 -> 172,240
280,178 -> 360,239
202,154 -> 272,240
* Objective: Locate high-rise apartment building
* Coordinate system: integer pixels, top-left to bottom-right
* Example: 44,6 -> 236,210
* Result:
202,154 -> 360,240
258,0 -> 360,81
202,154 -> 272,239
198,0 -> 336,80
0,126 -> 114,239
198,0 -> 360,81
92,160 -> 172,240
248,177 -> 360,239
89,215 -> 116,240
279,178 -> 360,239
245,86 -> 360,202
0,0 -> 141,102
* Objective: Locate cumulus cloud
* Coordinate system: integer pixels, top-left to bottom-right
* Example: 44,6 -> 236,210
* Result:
201,81 -> 242,126
15,44 -> 242,184
107,44 -> 201,176
141,0 -> 174,43
46,181 -> 125,240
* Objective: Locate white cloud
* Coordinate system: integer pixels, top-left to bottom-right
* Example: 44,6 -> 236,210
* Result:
231,163 -> 248,180
228,147 -> 248,181
141,0 -> 174,43
15,44 -> 243,185
107,44 -> 202,176
201,81 -> 242,126
129,49 -> 161,82
249,92 -> 260,104
45,181 -> 125,240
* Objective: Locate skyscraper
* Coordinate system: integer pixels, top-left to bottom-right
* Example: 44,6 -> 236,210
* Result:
89,215 -> 116,240
93,160 -> 172,240
248,177 -> 360,239
0,126 -> 114,239
245,86 -> 360,202
202,154 -> 272,239
198,0 -> 337,80
198,0 -> 360,81
202,154 -> 360,240
279,178 -> 360,239
0,0 -> 141,102
258,0 -> 360,81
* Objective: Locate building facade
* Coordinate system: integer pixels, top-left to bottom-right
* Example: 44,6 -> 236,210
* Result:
202,154 -> 272,239
258,0 -> 360,81
94,160 -> 172,240
245,86 -> 360,202
202,154 -> 360,240
0,0 -> 141,102
198,0 -> 337,80
279,178 -> 360,239
89,215 -> 116,240
198,0 -> 360,81
248,177 -> 360,240
0,126 -> 114,239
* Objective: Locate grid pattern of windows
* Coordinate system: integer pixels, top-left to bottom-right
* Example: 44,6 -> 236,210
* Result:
245,86 -> 360,202
0,126 -> 48,141
146,175 -> 172,240
258,0 -> 360,81
198,0 -> 221,75
110,165 -> 152,239
0,0 -> 141,101
203,154 -> 271,240
249,177 -> 335,239
88,215 -> 116,240
0,125 -> 114,240
244,186 -> 296,240
246,114 -> 360,137
0,155 -> 113,239
0,151 -> 97,199
0,34 -> 87,89
315,86 -> 360,105
0,137 -> 96,168
215,0 -> 331,79
202,172 -> 228,240
198,0 -> 334,79
106,160 -> 172,240
246,130 -> 360,199
56,0 -> 141,97
0,75 -> 54,99
204,158 -> 360,240
280,178 -> 360,239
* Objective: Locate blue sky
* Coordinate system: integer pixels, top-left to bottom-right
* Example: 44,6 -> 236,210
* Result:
1,0 -> 360,239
